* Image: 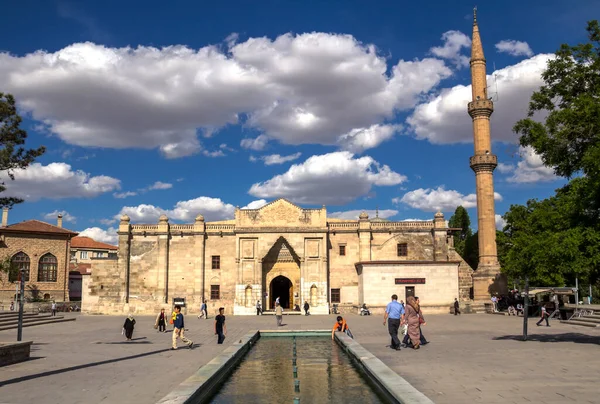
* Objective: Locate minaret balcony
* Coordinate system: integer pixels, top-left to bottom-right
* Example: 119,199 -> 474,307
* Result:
468,99 -> 494,118
470,154 -> 498,173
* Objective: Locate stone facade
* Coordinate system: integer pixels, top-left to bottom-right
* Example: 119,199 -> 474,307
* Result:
84,199 -> 474,316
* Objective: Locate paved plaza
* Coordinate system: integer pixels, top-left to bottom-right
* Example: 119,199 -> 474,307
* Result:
0,312 -> 599,404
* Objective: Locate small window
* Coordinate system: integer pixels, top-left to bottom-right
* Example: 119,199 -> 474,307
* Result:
96,252 -> 105,258
397,243 -> 408,257
331,288 -> 341,303
339,245 -> 346,256
70,251 -> 76,259
38,253 -> 58,282
212,255 -> 221,270
80,251 -> 88,259
211,285 -> 220,300
11,252 -> 30,282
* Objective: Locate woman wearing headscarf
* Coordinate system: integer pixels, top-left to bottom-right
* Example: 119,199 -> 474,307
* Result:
123,314 -> 136,341
405,296 -> 423,349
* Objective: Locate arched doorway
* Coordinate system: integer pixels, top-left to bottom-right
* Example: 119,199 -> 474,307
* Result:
270,275 -> 293,309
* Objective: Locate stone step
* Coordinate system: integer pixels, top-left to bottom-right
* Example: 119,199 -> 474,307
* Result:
0,317 -> 76,332
560,320 -> 599,328
574,316 -> 600,324
0,315 -> 63,327
0,312 -> 40,318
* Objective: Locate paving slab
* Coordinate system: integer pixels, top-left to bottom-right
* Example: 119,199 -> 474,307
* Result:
0,312 -> 598,403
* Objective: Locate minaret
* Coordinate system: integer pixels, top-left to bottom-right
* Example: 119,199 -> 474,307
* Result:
468,8 -> 505,305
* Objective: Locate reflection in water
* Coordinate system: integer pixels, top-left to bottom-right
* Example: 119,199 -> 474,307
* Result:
210,337 -> 385,404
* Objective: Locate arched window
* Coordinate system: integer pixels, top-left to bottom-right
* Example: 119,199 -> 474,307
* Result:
38,253 -> 58,282
10,252 -> 30,282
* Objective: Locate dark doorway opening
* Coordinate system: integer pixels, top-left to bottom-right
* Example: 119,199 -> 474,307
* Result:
270,276 -> 292,309
405,286 -> 415,299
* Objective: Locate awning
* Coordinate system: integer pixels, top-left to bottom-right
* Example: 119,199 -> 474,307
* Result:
525,287 -> 577,296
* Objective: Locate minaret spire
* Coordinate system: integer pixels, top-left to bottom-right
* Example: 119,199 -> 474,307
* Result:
467,10 -> 505,308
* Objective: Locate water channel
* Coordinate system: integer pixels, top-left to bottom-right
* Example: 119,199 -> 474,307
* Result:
210,336 -> 386,404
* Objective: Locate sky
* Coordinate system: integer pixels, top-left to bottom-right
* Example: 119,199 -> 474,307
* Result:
1,0 -> 597,245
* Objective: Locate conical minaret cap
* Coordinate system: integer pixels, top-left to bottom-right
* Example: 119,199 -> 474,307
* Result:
471,7 -> 485,61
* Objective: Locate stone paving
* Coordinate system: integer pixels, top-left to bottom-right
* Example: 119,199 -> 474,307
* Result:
0,312 -> 598,404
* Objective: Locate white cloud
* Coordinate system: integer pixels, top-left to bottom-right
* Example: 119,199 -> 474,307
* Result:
242,199 -> 268,209
328,209 -> 398,220
0,35 -> 452,156
337,124 -> 401,153
407,54 -> 553,144
395,186 -> 502,212
495,40 -> 534,57
501,146 -> 558,183
429,30 -> 471,68
43,210 -> 77,223
261,152 -> 302,165
202,149 -> 225,158
248,151 -> 407,205
79,227 -> 118,245
497,162 -> 514,173
0,162 -> 120,201
241,135 -> 269,151
118,196 -> 235,223
114,191 -> 137,199
495,214 -> 506,230
147,181 -> 173,190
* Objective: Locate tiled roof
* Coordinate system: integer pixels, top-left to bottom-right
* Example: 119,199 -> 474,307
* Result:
1,220 -> 78,235
71,236 -> 117,250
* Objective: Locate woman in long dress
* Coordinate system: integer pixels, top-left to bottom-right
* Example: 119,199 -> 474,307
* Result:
123,314 -> 136,341
405,296 -> 423,349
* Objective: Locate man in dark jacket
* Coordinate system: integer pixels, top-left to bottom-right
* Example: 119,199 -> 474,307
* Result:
303,301 -> 310,316
454,298 -> 461,315
172,305 -> 193,350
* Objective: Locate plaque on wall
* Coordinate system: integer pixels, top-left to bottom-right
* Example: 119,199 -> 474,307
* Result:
394,278 -> 426,285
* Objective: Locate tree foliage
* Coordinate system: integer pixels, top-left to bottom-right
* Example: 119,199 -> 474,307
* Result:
448,206 -> 472,258
0,92 -> 46,208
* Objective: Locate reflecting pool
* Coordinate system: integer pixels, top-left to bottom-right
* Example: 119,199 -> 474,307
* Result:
210,337 -> 386,404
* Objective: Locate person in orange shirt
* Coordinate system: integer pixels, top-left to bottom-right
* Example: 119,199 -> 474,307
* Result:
331,316 -> 353,340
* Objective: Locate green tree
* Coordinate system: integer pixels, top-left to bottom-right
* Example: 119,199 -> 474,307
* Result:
448,206 -> 472,258
0,92 -> 46,208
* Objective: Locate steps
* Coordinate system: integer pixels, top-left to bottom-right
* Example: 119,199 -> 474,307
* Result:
260,310 -> 303,316
0,311 -> 76,331
560,313 -> 600,328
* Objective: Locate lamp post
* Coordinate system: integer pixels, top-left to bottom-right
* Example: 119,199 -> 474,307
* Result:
17,269 -> 25,341
522,277 -> 529,342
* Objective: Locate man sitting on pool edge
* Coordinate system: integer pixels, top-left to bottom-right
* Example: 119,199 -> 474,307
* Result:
331,316 -> 353,340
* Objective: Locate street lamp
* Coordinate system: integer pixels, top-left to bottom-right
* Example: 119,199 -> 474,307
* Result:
17,268 -> 25,341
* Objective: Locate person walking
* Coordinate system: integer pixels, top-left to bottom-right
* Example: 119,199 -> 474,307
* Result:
172,305 -> 193,350
123,314 -> 136,341
198,300 -> 208,319
256,300 -> 262,315
275,302 -> 283,327
415,297 -> 428,345
215,307 -> 227,344
536,304 -> 550,327
383,294 -> 405,351
155,308 -> 168,333
303,300 -> 310,316
454,298 -> 461,315
404,296 -> 423,349
51,301 -> 57,317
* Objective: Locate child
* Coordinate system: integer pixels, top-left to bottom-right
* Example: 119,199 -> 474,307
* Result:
215,307 -> 227,344
172,305 -> 193,350
331,316 -> 353,340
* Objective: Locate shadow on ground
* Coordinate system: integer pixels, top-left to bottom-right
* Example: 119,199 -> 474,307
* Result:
494,333 -> 600,345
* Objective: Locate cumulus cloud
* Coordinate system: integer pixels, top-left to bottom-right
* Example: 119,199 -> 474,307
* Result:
495,214 -> 507,230
240,135 -> 269,151
260,153 -> 302,165
241,199 -> 268,209
117,196 -> 236,223
328,209 -> 398,220
407,54 -> 553,144
429,30 -> 471,68
495,40 -> 534,57
43,210 -> 77,223
0,34 -> 452,156
500,146 -> 558,183
79,227 -> 118,245
248,151 -> 407,205
394,186 -> 502,212
0,162 -> 120,201
337,124 -> 401,153
113,191 -> 137,199
147,181 -> 173,190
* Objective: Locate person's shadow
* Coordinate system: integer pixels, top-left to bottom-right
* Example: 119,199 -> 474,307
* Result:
494,333 -> 600,345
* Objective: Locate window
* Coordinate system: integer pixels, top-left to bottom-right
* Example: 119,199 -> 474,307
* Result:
80,251 -> 88,259
212,255 -> 221,270
211,285 -> 220,300
38,253 -> 58,282
339,245 -> 346,256
10,252 -> 30,282
96,252 -> 106,258
331,288 -> 341,303
397,243 -> 408,257
70,251 -> 76,260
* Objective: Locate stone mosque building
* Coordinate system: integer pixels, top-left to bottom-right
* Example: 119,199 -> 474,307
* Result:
83,12 -> 504,315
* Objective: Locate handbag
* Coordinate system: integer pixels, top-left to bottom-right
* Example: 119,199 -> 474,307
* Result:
418,314 -> 425,324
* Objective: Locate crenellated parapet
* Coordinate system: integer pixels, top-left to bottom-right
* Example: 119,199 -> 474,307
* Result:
469,154 -> 498,173
467,99 -> 494,118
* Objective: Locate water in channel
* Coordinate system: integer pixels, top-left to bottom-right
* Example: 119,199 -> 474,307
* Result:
210,336 -> 385,404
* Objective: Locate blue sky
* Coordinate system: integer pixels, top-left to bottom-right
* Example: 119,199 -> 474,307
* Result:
1,0 -> 596,243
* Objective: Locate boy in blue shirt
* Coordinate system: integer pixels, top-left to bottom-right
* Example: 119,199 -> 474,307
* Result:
172,305 -> 193,350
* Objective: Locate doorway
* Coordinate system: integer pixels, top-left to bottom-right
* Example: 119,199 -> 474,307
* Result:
405,286 -> 415,299
270,276 -> 293,309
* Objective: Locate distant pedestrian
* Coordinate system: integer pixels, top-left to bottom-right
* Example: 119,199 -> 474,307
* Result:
198,300 -> 208,319
123,314 -> 136,341
256,300 -> 262,315
215,307 -> 227,344
304,300 -> 310,316
172,305 -> 193,350
9,301 -> 14,311
415,297 -> 428,345
400,300 -> 405,309
536,304 -> 550,327
404,296 -> 424,349
155,308 -> 168,332
383,294 -> 405,351
51,301 -> 57,316
491,296 -> 498,312
275,302 -> 283,326
454,298 -> 460,315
